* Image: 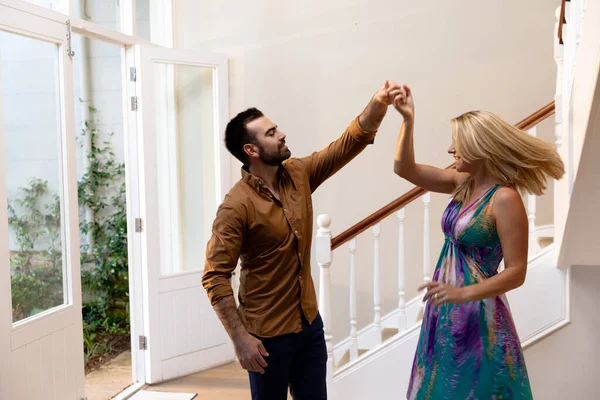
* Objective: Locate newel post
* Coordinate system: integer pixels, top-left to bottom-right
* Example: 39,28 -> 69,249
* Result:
317,214 -> 334,395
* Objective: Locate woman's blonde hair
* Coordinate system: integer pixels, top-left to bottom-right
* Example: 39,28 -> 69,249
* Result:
451,110 -> 565,203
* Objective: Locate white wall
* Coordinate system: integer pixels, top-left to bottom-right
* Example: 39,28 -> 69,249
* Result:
174,0 -> 558,340
525,266 -> 600,399
559,78 -> 600,267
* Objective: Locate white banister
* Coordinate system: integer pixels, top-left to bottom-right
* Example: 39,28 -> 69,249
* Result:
554,3 -> 578,261
554,5 -> 564,151
422,193 -> 431,284
527,127 -> 542,257
348,238 -> 358,361
554,6 -> 566,254
566,0 -> 587,196
565,1 -> 574,102
397,208 -> 406,331
577,0 -> 587,43
316,214 -> 334,389
372,223 -> 382,345
575,0 -> 583,45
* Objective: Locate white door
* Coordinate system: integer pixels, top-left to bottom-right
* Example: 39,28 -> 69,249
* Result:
0,5 -> 84,400
133,45 -> 235,383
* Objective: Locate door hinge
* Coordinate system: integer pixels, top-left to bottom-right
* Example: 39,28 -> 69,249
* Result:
131,96 -> 138,111
139,335 -> 148,350
66,20 -> 75,58
135,218 -> 143,232
130,67 -> 137,82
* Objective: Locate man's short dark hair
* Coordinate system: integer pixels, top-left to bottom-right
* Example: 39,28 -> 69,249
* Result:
225,108 -> 264,165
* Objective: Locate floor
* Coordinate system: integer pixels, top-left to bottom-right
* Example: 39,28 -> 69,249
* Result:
85,351 -> 133,400
84,351 -> 292,400
150,362 -> 292,400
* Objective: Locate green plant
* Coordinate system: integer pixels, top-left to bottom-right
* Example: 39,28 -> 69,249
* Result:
78,105 -> 129,368
7,179 -> 63,321
83,322 -> 99,364
7,104 -> 130,369
78,106 -> 128,310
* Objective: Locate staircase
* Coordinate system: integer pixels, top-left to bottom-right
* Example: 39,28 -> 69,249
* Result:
330,223 -> 558,372
314,1 -> 589,398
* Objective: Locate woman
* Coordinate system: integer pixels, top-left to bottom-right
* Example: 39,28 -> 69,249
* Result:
392,86 -> 564,399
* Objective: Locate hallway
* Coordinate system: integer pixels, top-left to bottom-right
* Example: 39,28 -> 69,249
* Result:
149,362 -> 292,400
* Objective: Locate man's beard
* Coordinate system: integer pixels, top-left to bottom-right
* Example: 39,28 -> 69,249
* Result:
258,144 -> 291,166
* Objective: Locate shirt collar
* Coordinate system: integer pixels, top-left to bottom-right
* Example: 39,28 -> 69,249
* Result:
241,162 -> 297,192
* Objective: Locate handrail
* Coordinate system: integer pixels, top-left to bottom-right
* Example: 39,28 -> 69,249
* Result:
330,101 -> 556,250
558,0 -> 567,45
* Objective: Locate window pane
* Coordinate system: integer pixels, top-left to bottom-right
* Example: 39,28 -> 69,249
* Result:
75,0 -> 157,44
0,31 -> 67,323
76,0 -> 121,33
154,64 -> 217,275
71,33 -> 131,386
136,0 -> 151,42
19,0 -> 60,11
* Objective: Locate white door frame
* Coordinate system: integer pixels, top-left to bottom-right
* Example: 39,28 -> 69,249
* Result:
123,44 -> 148,387
0,6 -> 84,399
130,44 -> 232,384
0,0 -> 218,393
0,0 -> 149,393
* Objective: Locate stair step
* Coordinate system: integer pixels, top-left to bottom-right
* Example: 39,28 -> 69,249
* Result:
382,327 -> 398,342
335,328 -> 398,370
539,236 -> 554,248
417,304 -> 424,322
336,348 -> 368,369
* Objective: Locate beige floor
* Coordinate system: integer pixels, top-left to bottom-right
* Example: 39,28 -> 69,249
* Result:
85,351 -> 133,400
85,351 -> 292,400
150,362 -> 292,400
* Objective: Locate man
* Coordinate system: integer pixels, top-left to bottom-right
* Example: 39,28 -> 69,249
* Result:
202,81 -> 402,399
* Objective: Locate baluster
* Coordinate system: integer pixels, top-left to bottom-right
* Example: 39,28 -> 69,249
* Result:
527,127 -> 542,257
316,215 -> 334,388
372,223 -> 382,346
423,193 -> 431,285
566,0 -> 576,195
397,208 -> 407,331
554,6 -> 568,262
554,5 -> 564,151
577,0 -> 586,44
348,238 -> 358,361
574,0 -> 582,45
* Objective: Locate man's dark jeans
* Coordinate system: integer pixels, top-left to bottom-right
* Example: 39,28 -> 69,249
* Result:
248,313 -> 327,400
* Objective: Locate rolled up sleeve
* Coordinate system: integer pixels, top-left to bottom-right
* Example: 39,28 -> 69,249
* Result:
202,203 -> 245,306
301,117 -> 377,192
348,116 -> 378,143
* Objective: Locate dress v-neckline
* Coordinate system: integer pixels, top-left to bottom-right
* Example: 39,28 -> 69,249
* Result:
456,184 -> 500,219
